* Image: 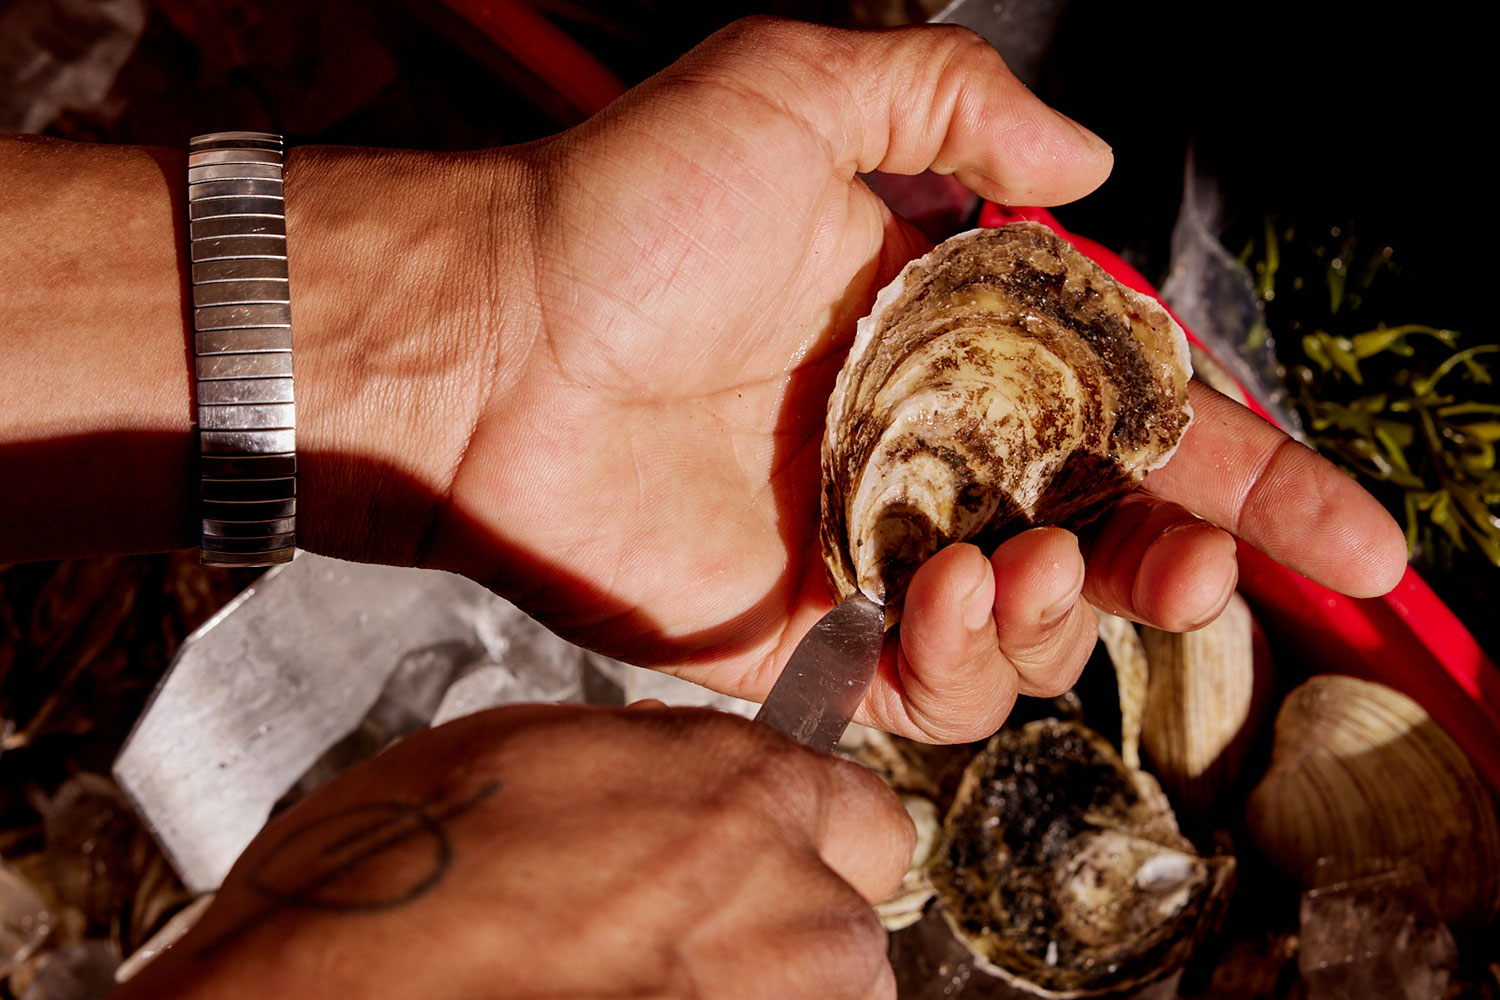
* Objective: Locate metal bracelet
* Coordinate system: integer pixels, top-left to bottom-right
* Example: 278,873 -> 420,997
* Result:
188,132 -> 295,567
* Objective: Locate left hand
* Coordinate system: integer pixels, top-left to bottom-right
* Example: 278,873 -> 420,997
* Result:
294,18 -> 1405,742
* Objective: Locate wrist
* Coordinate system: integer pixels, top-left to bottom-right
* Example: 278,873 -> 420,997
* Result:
284,145 -> 542,567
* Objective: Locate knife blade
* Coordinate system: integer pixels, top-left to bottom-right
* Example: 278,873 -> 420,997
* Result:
753,595 -> 885,753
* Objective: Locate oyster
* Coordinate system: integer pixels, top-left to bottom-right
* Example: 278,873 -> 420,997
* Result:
875,793 -> 942,931
821,222 -> 1193,609
929,719 -> 1233,998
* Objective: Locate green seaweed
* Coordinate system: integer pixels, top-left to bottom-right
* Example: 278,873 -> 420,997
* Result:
1241,221 -> 1500,569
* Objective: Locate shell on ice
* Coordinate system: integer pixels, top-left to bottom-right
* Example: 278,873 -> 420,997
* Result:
820,222 -> 1194,610
929,719 -> 1233,998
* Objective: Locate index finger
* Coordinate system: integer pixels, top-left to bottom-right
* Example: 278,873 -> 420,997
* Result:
1142,381 -> 1407,598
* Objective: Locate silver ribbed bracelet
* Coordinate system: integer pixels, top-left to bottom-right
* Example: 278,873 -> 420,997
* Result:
187,131 -> 296,567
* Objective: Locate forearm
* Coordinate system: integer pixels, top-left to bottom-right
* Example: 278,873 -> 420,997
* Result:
0,135 -> 540,566
0,137 -> 195,559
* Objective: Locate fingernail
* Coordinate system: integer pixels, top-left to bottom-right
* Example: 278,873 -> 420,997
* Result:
1186,570 -> 1238,631
961,560 -> 995,631
1039,558 -> 1086,625
1051,108 -> 1112,154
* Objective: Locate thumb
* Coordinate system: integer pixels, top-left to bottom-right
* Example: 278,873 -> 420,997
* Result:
698,18 -> 1113,206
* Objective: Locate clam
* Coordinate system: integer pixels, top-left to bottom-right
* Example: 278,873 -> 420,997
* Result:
1137,593 -> 1273,825
1245,675 -> 1500,928
929,719 -> 1234,998
820,222 -> 1194,610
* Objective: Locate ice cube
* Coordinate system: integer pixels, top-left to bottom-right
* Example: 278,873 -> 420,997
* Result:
1298,864 -> 1457,1000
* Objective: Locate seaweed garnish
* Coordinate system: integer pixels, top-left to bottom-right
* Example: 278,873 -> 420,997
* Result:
1242,220 -> 1500,571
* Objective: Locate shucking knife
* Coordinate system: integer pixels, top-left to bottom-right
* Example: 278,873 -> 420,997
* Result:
753,595 -> 885,752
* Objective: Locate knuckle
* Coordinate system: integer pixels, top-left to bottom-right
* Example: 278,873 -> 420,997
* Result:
918,707 -> 1012,744
828,755 -> 908,830
900,684 -> 1014,744
711,720 -> 829,813
829,902 -> 892,986
921,22 -> 993,58
762,907 -> 891,1000
909,24 -> 998,102
708,13 -> 780,46
897,642 -> 1020,744
1025,656 -> 1087,698
1013,610 -> 1094,697
1022,658 -> 1083,697
919,23 -> 1010,91
604,705 -> 814,801
798,885 -> 888,958
861,962 -> 899,1000
710,15 -> 826,65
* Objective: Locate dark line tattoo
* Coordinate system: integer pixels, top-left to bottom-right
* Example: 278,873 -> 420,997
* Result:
194,779 -> 500,956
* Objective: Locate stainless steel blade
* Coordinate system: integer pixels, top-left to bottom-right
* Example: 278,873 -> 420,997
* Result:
754,595 -> 885,752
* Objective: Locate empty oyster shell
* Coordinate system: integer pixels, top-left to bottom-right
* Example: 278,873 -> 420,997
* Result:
929,719 -> 1233,998
821,222 -> 1193,609
1245,675 -> 1500,928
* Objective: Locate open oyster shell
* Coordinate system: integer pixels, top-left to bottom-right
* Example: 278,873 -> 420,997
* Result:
821,222 -> 1193,609
929,719 -> 1233,998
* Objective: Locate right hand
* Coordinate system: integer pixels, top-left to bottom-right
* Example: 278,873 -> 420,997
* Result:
115,704 -> 915,1000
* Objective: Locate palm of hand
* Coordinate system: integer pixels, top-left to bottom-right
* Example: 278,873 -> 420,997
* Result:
462,74 -> 928,688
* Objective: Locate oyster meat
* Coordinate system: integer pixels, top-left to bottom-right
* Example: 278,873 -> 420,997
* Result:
821,222 -> 1193,609
930,719 -> 1233,998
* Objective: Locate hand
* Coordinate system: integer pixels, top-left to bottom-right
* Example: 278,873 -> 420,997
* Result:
239,18 -> 1405,743
115,704 -> 914,1000
356,19 -> 1401,741
0,18 -> 1404,749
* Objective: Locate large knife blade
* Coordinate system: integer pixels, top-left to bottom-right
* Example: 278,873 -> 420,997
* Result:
754,595 -> 885,752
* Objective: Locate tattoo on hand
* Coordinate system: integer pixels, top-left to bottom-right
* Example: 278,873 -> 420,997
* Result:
196,779 -> 500,956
